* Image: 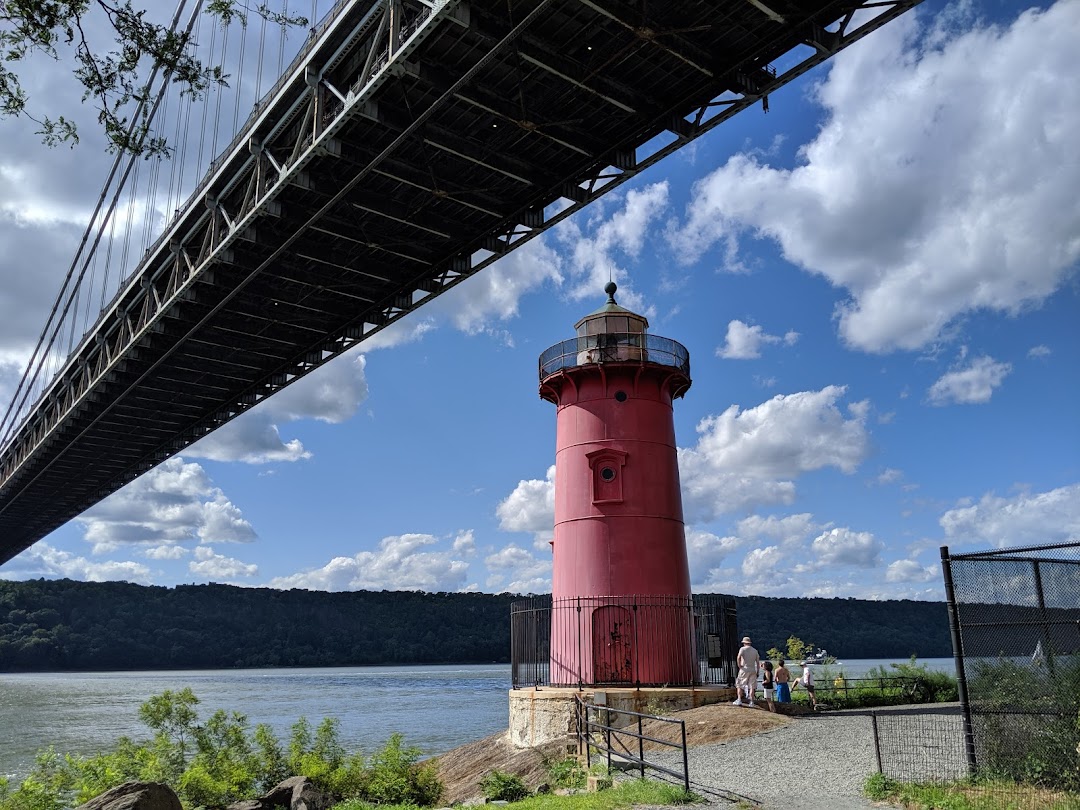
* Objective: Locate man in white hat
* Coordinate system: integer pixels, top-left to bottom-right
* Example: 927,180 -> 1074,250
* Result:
733,636 -> 760,707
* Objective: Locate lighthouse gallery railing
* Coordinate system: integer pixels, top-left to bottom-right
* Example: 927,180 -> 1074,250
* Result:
510,593 -> 739,689
538,333 -> 690,380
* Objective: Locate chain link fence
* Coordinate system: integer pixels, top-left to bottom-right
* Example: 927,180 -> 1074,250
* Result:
868,542 -> 1080,808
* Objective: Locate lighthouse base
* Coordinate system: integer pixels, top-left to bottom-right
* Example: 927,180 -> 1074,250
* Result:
507,686 -> 736,749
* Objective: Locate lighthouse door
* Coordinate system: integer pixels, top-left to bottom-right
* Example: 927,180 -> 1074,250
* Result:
592,606 -> 633,684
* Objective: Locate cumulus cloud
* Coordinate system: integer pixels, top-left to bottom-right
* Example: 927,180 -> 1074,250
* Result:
811,527 -> 884,568
686,528 -> 746,585
668,2 -> 1080,353
1027,345 -> 1051,359
269,533 -> 471,592
186,353 -> 371,464
678,386 -> 871,521
554,183 -> 669,309
496,465 -> 555,548
484,544 -> 552,594
716,320 -> 798,359
1,543 -> 151,584
143,545 -> 189,560
76,457 -> 256,551
940,484 -> 1080,547
885,559 -> 937,583
742,546 -> 783,578
188,546 -> 259,580
927,356 -> 1012,405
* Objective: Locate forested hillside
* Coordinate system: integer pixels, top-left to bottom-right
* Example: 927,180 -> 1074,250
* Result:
0,579 -> 952,671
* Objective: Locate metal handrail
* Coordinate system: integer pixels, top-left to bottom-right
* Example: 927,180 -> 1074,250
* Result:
539,333 -> 690,381
575,696 -> 690,792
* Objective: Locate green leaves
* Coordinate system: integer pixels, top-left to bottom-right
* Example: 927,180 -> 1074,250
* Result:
0,0 -> 302,155
0,689 -> 446,810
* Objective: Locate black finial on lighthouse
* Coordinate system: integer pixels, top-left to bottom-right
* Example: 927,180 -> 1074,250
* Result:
604,281 -> 618,302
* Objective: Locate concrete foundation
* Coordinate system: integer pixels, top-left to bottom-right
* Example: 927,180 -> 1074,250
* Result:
507,685 -> 736,748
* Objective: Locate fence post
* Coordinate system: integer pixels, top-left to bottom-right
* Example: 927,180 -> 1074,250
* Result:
941,545 -> 977,776
638,713 -> 645,779
680,720 -> 689,793
870,712 -> 883,774
577,597 -> 583,691
1032,560 -> 1056,676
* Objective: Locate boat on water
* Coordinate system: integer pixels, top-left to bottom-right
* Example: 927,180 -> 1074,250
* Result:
803,648 -> 832,665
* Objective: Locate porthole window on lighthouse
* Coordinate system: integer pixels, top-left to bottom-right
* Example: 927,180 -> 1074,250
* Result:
614,391 -> 627,402
600,467 -> 616,482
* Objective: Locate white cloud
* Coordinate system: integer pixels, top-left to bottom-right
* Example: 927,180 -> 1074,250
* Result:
188,546 -> 259,580
452,530 -> 476,555
186,353 -> 371,464
811,527 -> 884,568
686,528 -> 746,585
742,546 -> 783,578
143,545 -> 189,560
76,457 -> 256,549
716,320 -> 796,360
668,2 -> 1080,353
496,465 -> 555,548
1027,345 -> 1051,359
940,483 -> 1080,548
927,356 -> 1012,405
1,543 -> 151,584
876,468 -> 904,486
735,513 -> 819,546
555,183 -> 669,309
678,386 -> 870,521
269,533 -> 471,592
886,559 -> 937,583
483,544 -> 552,594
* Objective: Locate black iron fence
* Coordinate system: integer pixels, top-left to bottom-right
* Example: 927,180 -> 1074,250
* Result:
575,696 -> 690,792
510,593 -> 738,689
942,541 -> 1080,794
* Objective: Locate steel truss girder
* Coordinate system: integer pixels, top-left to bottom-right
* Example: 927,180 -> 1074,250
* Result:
0,0 -> 923,564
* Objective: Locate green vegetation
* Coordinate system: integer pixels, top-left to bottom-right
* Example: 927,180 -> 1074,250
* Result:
545,758 -> 587,790
765,635 -> 835,665
792,658 -> 959,710
507,779 -> 697,810
0,689 -> 441,810
965,657 -> 1080,793
480,770 -> 531,802
864,773 -> 1079,809
0,579 -> 954,672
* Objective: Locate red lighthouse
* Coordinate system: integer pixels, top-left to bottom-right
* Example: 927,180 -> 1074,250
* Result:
539,283 -> 694,687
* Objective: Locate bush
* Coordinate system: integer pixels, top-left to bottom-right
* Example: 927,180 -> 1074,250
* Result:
479,770 -> 530,802
0,691 -> 444,810
546,758 -> 586,790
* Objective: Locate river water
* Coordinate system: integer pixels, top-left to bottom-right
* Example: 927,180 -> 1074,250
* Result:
0,658 -> 955,782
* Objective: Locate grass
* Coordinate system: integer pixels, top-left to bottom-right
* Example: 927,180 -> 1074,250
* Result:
864,773 -> 1080,809
331,778 -> 700,810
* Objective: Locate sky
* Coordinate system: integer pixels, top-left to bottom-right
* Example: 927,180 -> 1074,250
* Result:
0,0 -> 1077,601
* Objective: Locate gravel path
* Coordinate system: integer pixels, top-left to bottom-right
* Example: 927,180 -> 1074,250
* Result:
648,704 -> 962,809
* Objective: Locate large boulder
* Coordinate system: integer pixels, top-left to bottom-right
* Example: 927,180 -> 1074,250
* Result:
225,776 -> 333,810
76,782 -> 182,810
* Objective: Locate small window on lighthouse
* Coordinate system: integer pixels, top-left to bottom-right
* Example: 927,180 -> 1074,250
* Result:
586,448 -> 627,504
614,391 -> 627,402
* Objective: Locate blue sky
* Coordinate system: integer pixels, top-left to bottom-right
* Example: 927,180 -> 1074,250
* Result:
1,0 -> 1077,599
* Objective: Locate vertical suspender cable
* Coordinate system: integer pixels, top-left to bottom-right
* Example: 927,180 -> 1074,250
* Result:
0,0 -> 196,446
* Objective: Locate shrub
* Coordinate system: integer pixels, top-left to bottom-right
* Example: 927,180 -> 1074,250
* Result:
365,733 -> 443,807
546,757 -> 586,790
479,770 -> 530,802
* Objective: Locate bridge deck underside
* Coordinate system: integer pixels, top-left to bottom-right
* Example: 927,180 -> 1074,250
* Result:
0,0 -> 919,563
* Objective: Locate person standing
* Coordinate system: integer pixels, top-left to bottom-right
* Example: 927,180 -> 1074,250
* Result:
733,636 -> 760,707
793,660 -> 818,709
761,660 -> 776,712
774,658 -> 791,703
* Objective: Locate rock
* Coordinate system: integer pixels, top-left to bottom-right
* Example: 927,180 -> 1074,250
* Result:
226,776 -> 333,810
77,782 -> 182,810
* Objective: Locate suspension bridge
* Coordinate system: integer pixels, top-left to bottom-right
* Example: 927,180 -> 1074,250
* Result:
0,0 -> 922,565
